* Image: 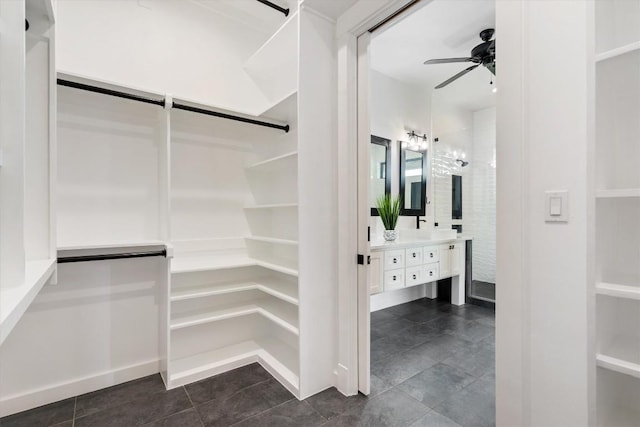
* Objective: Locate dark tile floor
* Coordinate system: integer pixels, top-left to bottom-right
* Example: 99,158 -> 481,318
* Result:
1,298 -> 495,427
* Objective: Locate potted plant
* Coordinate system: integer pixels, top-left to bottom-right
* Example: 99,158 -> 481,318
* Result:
376,194 -> 401,241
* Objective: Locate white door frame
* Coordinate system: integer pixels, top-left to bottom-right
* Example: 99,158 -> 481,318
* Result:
334,0 -> 429,397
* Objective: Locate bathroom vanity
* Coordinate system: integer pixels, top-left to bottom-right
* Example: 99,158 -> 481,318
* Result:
370,231 -> 470,306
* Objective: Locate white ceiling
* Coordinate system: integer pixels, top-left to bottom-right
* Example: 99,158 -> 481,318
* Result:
371,0 -> 496,111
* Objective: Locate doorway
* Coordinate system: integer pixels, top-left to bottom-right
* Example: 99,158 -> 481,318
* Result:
356,1 -> 497,425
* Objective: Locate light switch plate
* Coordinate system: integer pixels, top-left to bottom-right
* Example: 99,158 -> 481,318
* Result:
545,191 -> 568,223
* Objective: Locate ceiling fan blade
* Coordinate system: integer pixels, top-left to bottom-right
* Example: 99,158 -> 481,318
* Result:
424,57 -> 473,65
435,64 -> 480,89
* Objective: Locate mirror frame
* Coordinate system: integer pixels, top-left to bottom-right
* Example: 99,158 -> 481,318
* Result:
370,135 -> 392,216
399,145 -> 427,216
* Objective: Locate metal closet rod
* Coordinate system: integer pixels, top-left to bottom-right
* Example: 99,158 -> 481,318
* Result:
256,0 -> 289,17
58,250 -> 167,264
56,79 -> 290,133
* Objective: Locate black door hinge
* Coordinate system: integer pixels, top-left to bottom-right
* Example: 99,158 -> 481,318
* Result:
357,254 -> 371,265
368,226 -> 370,242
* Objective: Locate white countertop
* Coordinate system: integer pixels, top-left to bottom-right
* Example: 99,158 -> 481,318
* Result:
371,233 -> 472,250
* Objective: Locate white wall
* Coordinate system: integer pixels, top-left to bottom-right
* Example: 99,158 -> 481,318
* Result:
496,1 -> 589,425
469,107 -> 496,284
369,69 -> 431,234
56,0 -> 273,114
0,259 -> 165,416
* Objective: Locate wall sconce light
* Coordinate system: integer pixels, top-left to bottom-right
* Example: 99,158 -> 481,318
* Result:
403,131 -> 428,151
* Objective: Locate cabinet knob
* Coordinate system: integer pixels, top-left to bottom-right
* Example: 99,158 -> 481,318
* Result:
430,253 -> 433,258
393,275 -> 397,280
412,253 -> 416,258
413,274 -> 416,279
429,271 -> 433,276
393,258 -> 397,263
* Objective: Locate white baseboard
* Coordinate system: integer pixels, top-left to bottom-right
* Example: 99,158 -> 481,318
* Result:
0,359 -> 160,417
335,363 -> 357,396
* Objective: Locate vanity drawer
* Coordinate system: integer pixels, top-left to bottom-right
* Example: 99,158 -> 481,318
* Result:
423,247 -> 439,263
384,250 -> 405,270
405,247 -> 423,267
405,266 -> 425,287
383,269 -> 405,291
423,263 -> 440,282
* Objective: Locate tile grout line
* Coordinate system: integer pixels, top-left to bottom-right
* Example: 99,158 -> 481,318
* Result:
227,396 -> 297,427
71,397 -> 77,427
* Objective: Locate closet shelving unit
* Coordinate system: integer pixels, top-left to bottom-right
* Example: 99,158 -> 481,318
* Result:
166,5 -> 336,400
50,2 -> 334,401
167,84 -> 301,393
591,1 -> 640,425
0,0 -> 56,346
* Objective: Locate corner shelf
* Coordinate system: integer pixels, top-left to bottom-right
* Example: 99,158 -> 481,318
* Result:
171,278 -> 299,306
246,151 -> 297,171
244,203 -> 298,209
596,282 -> 640,300
0,259 -> 56,345
170,299 -> 299,335
596,335 -> 640,379
595,189 -> 640,199
168,337 -> 299,393
170,250 -> 256,274
596,40 -> 640,63
245,236 -> 298,246
170,249 -> 298,277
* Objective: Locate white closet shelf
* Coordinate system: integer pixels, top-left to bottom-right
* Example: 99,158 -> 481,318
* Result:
171,299 -> 299,335
57,240 -> 167,252
595,188 -> 640,199
171,278 -> 299,305
0,259 -> 56,345
168,338 -> 299,393
171,250 -> 298,277
244,203 -> 298,209
596,282 -> 640,300
596,40 -> 640,62
246,151 -> 297,171
597,335 -> 640,379
245,236 -> 298,246
256,90 -> 298,121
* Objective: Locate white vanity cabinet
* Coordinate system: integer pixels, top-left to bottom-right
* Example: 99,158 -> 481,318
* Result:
369,252 -> 383,295
370,237 -> 467,306
439,242 -> 461,278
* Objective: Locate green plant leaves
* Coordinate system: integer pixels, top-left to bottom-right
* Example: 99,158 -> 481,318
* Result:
376,194 -> 401,230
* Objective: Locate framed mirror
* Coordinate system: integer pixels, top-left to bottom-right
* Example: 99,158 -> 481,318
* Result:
370,135 -> 391,216
399,146 -> 427,216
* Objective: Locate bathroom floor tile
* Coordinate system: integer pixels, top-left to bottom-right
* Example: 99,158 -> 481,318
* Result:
141,408 -> 204,427
75,374 -> 166,417
184,363 -> 272,405
434,377 -> 495,427
74,387 -> 191,427
234,399 -> 326,426
195,377 -> 293,426
409,410 -> 463,427
305,388 -> 367,420
398,363 -> 476,409
323,388 -> 429,427
0,398 -> 75,427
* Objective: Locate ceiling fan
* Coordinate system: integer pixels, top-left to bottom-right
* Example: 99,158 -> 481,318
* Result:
424,28 -> 496,89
